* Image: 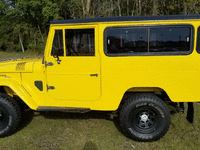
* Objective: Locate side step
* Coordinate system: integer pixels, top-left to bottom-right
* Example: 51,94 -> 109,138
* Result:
37,106 -> 90,113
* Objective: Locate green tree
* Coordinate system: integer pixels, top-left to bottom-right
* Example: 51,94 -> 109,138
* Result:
1,0 -> 200,53
0,0 -> 62,52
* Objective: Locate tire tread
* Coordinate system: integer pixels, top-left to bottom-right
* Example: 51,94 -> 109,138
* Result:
119,93 -> 171,142
0,93 -> 21,137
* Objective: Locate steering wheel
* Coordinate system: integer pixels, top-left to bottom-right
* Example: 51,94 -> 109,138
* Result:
66,46 -> 79,56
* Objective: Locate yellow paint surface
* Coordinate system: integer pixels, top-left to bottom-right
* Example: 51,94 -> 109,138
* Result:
1,19 -> 200,110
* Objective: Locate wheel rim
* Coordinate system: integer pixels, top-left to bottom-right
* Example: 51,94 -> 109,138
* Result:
130,106 -> 161,134
0,109 -> 7,125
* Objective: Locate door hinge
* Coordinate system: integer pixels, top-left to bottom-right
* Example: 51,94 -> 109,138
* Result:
47,85 -> 55,90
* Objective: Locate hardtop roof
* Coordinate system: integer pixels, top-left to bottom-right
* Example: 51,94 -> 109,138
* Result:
50,14 -> 200,24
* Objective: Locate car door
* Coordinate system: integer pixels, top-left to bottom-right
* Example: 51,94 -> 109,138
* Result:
45,25 -> 101,101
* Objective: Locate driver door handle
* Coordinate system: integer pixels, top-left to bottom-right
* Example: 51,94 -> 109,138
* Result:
90,74 -> 98,77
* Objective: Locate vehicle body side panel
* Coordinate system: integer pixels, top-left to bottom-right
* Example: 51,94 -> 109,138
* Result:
97,20 -> 200,108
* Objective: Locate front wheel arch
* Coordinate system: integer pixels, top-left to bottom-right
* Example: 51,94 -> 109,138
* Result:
0,82 -> 38,110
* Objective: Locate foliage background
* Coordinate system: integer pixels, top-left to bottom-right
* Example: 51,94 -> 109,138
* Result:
0,0 -> 200,53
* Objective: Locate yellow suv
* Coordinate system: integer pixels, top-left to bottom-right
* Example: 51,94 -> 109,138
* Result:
0,14 -> 200,141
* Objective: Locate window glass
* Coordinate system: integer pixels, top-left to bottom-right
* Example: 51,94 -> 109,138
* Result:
65,29 -> 95,56
107,28 -> 148,53
51,30 -> 64,56
196,26 -> 200,53
106,26 -> 191,55
149,27 -> 191,52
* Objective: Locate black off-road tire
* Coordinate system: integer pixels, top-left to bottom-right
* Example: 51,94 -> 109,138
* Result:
119,93 -> 171,142
0,93 -> 21,137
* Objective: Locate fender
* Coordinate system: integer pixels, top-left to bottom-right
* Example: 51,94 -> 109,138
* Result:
0,77 -> 38,110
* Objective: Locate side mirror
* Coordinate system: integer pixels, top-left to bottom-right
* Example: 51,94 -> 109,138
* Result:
53,54 -> 62,64
52,49 -> 63,64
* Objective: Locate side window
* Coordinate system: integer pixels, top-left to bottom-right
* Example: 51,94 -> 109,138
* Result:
105,26 -> 192,55
51,30 -> 64,56
65,29 -> 95,56
196,26 -> 200,53
107,28 -> 148,53
149,27 -> 191,52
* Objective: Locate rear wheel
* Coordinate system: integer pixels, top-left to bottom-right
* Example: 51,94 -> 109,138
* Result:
119,93 -> 170,142
0,93 -> 21,137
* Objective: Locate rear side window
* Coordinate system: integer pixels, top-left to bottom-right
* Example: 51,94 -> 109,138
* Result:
105,26 -> 192,56
196,26 -> 200,53
107,28 -> 148,53
149,27 -> 190,52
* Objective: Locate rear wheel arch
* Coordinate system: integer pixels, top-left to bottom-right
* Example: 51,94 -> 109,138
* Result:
118,87 -> 172,109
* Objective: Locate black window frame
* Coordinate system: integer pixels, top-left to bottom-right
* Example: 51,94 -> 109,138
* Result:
104,24 -> 194,57
196,26 -> 200,54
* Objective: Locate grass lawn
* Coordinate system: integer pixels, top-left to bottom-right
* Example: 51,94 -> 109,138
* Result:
1,108 -> 200,150
0,52 -> 200,150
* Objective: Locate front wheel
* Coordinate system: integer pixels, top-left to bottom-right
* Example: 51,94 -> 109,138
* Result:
0,93 -> 21,137
119,93 -> 171,142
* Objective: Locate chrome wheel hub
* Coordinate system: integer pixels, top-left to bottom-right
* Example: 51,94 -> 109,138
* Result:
140,113 -> 148,122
